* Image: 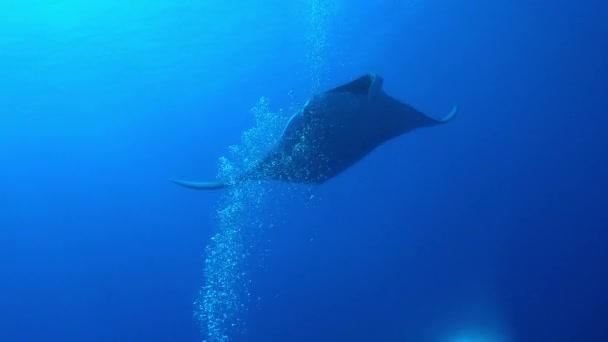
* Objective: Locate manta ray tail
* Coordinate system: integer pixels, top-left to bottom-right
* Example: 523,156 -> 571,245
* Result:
170,179 -> 227,190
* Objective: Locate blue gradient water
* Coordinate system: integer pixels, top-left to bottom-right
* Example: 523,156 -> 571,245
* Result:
1,1 -> 607,341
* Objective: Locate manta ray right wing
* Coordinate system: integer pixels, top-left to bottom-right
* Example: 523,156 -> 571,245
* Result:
437,105 -> 458,122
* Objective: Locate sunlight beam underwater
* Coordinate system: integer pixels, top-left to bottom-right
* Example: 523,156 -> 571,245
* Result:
171,73 -> 457,190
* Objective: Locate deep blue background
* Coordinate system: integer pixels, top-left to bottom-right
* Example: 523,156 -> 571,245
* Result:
1,1 -> 607,341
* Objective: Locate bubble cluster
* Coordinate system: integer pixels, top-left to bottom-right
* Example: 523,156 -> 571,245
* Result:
195,98 -> 289,342
195,3 -> 333,338
305,0 -> 333,92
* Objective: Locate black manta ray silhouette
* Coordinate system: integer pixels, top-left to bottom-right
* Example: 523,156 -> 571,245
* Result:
171,73 -> 457,190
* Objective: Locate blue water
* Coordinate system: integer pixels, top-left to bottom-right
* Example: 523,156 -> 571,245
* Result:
2,1 -> 607,341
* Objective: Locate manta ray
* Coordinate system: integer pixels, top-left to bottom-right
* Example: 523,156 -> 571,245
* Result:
172,73 -> 456,190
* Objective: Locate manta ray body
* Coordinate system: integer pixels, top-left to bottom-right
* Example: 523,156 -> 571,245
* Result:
172,73 -> 456,190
